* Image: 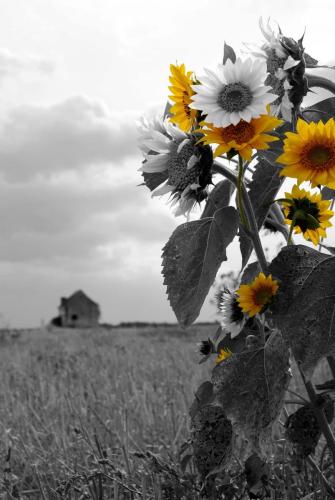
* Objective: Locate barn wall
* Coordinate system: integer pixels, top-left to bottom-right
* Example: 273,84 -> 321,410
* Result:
61,295 -> 100,327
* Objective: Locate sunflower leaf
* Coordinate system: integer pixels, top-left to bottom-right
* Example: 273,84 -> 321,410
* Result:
223,42 -> 236,64
239,159 -> 282,269
201,180 -> 235,219
162,206 -> 239,326
269,244 -> 334,374
212,332 -> 290,451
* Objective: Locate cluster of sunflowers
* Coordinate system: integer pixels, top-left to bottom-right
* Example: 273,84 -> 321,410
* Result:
139,19 -> 335,491
138,18 -> 335,346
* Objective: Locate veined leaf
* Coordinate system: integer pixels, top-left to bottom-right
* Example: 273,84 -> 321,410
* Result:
162,206 -> 239,326
269,245 -> 334,374
201,180 -> 235,219
302,97 -> 335,123
212,332 -> 290,450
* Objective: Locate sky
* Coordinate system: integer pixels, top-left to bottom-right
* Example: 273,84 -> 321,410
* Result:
0,0 -> 334,327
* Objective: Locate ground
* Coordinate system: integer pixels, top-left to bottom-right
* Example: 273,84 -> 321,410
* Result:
0,325 -> 332,499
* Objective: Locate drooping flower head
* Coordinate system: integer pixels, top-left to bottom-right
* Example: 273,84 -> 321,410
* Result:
138,116 -> 213,216
279,184 -> 334,246
277,118 -> 335,187
236,273 -> 279,318
217,288 -> 245,338
215,347 -> 233,365
189,57 -> 277,127
197,111 -> 282,161
168,63 -> 198,133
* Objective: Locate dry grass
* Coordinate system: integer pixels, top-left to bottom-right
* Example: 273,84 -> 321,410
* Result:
0,325 -> 333,499
0,324 -> 214,499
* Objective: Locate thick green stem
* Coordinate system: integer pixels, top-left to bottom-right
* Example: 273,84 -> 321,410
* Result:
327,356 -> 335,379
237,155 -> 249,229
298,367 -> 335,469
212,161 -> 268,274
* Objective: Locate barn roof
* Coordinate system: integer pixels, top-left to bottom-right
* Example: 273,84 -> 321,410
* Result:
65,290 -> 99,307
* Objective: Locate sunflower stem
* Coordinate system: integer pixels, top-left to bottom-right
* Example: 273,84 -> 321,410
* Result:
237,155 -> 249,230
298,365 -> 335,469
213,160 -> 268,274
287,218 -> 296,245
327,356 -> 335,379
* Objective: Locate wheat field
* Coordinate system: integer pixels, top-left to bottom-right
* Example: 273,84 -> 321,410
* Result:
0,325 -> 333,499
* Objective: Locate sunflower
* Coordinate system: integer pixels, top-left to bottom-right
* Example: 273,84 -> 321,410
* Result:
279,184 -> 334,245
189,57 -> 276,127
215,348 -> 233,365
197,112 -> 282,161
236,273 -> 279,317
217,288 -> 245,338
168,63 -> 198,133
138,116 -> 213,216
246,18 -> 300,121
277,118 -> 335,187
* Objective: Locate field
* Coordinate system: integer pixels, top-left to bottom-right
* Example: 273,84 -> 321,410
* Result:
0,325 -> 333,500
0,324 -> 216,499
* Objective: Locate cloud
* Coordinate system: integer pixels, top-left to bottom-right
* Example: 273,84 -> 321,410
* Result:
0,48 -> 55,79
0,96 -> 139,181
0,175 -> 175,264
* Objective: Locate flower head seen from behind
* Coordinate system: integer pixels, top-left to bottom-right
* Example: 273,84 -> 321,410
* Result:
168,63 -> 198,133
215,348 -> 233,365
198,111 -> 282,161
277,119 -> 335,187
190,57 -> 276,128
280,184 -> 334,246
236,273 -> 279,318
218,288 -> 245,338
138,116 -> 213,216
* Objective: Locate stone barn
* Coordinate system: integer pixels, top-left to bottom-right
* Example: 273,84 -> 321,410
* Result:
57,290 -> 100,328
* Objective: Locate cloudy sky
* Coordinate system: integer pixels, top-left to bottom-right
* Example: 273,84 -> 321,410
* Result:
0,0 -> 334,327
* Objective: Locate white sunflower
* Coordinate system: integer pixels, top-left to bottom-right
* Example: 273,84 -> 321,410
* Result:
189,57 -> 277,127
246,18 -> 300,121
218,288 -> 245,338
138,115 -> 213,217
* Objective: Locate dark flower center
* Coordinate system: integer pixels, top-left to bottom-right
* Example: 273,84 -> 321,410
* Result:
167,142 -> 201,191
287,197 -> 320,232
221,121 -> 255,144
230,296 -> 244,324
217,83 -> 253,112
308,145 -> 332,167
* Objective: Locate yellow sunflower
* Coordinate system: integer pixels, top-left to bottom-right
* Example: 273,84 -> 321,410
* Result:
236,273 -> 279,317
197,112 -> 282,161
277,118 -> 335,187
279,184 -> 334,246
215,348 -> 232,364
168,63 -> 198,133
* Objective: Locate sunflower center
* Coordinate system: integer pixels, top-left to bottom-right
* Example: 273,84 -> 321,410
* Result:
221,121 -> 255,144
167,142 -> 201,191
287,197 -> 320,232
307,145 -> 332,167
217,83 -> 253,112
254,287 -> 273,307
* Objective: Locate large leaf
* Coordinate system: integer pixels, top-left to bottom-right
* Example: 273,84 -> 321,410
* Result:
201,180 -> 235,219
239,159 -> 282,269
269,245 -> 334,374
212,332 -> 290,450
269,245 -> 330,324
162,207 -> 239,326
